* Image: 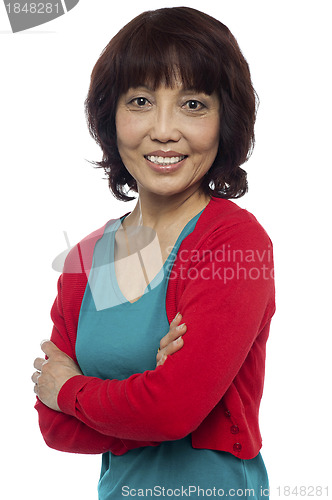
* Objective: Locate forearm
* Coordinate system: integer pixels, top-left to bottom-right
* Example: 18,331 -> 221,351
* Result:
35,397 -> 161,454
35,274 -> 161,454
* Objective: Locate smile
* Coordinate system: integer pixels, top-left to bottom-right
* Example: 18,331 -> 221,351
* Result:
145,155 -> 187,166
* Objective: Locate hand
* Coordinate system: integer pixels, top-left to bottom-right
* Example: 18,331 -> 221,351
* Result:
32,340 -> 83,412
156,313 -> 187,367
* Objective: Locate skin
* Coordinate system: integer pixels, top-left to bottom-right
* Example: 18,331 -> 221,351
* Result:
32,81 -> 220,411
116,82 -> 220,234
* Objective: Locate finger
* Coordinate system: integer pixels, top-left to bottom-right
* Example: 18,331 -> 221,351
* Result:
156,330 -> 186,364
159,322 -> 187,350
40,340 -> 60,357
156,354 -> 167,367
159,334 -> 185,360
33,357 -> 46,371
171,312 -> 182,325
159,319 -> 184,349
31,371 -> 40,384
168,335 -> 185,355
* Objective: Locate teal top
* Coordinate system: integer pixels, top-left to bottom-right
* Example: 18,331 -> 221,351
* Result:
76,210 -> 269,499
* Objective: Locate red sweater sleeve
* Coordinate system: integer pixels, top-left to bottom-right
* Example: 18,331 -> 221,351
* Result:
34,274 -> 161,454
57,220 -> 275,442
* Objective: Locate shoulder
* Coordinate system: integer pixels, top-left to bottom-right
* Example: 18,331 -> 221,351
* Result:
193,197 -> 272,249
61,217 -> 123,275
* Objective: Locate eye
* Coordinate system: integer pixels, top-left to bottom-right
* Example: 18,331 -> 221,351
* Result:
130,97 -> 150,107
183,100 -> 205,111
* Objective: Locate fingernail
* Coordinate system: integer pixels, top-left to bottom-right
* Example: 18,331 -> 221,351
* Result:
174,312 -> 181,321
176,323 -> 186,331
175,336 -> 183,344
40,339 -> 49,347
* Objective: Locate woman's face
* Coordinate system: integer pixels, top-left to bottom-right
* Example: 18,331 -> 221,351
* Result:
115,81 -> 220,199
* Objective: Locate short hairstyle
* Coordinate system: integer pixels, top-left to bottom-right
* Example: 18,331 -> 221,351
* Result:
85,7 -> 258,201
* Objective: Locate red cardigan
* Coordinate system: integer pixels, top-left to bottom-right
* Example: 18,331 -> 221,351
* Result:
35,197 -> 275,459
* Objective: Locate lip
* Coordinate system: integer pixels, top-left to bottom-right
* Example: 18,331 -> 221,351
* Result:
144,154 -> 187,173
146,150 -> 187,158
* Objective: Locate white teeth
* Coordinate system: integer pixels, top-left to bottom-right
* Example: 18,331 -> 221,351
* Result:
146,155 -> 186,166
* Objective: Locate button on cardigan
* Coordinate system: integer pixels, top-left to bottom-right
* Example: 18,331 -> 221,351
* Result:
35,197 -> 276,459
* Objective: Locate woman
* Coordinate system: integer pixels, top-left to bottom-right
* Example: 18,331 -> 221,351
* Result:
32,7 -> 275,499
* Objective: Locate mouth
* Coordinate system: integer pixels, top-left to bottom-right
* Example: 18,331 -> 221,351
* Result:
144,154 -> 187,166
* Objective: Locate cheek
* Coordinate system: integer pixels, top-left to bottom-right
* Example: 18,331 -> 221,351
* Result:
190,118 -> 220,154
116,113 -> 145,152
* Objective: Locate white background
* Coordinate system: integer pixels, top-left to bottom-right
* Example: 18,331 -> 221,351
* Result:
1,1 -> 331,498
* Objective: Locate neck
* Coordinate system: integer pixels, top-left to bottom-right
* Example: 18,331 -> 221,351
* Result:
124,186 -> 211,232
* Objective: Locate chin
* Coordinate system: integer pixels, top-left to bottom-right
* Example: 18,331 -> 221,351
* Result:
138,181 -> 187,197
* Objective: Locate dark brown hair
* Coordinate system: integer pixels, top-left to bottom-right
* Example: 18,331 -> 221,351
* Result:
85,7 -> 258,201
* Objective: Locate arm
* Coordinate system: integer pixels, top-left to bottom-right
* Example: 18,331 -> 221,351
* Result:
34,274 -> 162,454
56,221 -> 275,441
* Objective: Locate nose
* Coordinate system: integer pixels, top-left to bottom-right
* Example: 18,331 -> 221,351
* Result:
149,105 -> 182,143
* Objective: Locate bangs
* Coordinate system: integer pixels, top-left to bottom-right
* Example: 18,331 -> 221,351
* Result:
113,12 -> 222,95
